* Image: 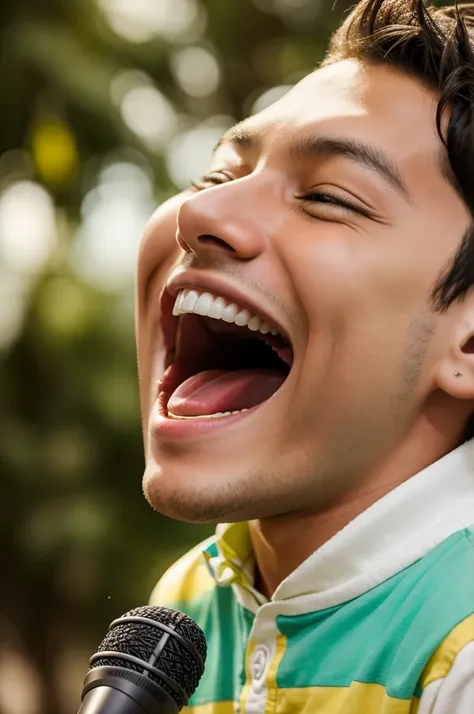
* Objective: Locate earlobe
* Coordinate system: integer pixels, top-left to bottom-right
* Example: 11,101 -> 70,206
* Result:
436,325 -> 474,400
436,363 -> 474,399
433,289 -> 474,399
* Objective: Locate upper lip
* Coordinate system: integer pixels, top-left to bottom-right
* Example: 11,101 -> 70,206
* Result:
164,270 -> 292,344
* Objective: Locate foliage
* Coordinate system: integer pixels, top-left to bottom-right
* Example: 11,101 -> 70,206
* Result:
0,0 -> 349,712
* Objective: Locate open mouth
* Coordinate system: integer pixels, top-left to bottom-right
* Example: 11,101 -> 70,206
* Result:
158,288 -> 293,420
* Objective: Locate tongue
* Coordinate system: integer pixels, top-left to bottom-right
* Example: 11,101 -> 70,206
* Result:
167,369 -> 286,416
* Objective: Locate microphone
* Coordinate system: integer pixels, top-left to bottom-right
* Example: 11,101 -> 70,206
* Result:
78,605 -> 207,714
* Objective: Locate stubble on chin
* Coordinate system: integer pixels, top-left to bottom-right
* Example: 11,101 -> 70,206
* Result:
142,462 -> 260,524
141,450 -> 317,524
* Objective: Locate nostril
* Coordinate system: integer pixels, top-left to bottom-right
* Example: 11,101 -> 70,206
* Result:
197,234 -> 236,252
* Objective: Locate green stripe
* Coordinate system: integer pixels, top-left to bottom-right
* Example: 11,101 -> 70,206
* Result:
277,526 -> 474,699
171,587 -> 255,706
204,542 -> 219,558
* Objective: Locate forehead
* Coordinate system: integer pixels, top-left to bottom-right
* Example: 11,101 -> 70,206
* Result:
230,60 -> 441,167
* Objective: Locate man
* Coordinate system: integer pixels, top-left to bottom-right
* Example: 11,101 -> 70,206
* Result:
136,0 -> 474,711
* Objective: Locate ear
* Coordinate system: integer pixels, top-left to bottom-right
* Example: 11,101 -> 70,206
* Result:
435,296 -> 474,400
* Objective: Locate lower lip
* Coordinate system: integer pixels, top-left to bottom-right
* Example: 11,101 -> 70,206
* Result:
150,400 -> 263,440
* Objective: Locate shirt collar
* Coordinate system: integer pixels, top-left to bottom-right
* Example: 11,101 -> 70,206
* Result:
202,521 -> 267,607
204,439 -> 474,609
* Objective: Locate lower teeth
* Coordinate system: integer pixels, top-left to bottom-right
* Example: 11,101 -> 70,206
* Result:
167,409 -> 249,420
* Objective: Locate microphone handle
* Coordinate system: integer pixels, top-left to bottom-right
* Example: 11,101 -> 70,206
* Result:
78,667 -> 179,714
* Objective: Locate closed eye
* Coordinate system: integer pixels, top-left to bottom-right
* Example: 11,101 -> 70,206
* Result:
191,173 -> 230,190
296,190 -> 369,217
192,175 -> 370,219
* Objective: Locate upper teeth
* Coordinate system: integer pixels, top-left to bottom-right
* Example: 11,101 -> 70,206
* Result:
172,289 -> 280,337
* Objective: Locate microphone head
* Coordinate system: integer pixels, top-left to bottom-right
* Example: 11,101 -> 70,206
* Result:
90,605 -> 207,707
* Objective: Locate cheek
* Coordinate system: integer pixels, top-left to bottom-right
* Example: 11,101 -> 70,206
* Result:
136,194 -> 190,420
286,226 -> 434,395
287,223 -> 433,330
286,231 -> 373,333
137,192 -> 192,303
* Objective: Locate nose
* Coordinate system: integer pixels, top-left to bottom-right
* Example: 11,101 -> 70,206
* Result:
176,178 -> 268,262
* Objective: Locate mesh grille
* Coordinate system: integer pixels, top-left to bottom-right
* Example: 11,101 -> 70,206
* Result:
91,606 -> 207,703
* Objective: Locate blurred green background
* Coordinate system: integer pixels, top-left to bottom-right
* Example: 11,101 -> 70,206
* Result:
0,0 -> 346,712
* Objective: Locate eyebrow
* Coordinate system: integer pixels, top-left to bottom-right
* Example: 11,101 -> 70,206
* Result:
215,124 -> 260,152
216,125 -> 412,205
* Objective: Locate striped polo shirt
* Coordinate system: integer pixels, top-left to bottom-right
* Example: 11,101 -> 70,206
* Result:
150,439 -> 474,713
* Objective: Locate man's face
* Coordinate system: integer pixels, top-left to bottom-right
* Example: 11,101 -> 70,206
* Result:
136,59 -> 469,523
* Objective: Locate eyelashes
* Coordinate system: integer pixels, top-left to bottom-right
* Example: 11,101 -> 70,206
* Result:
191,174 -> 367,218
191,173 -> 227,191
295,190 -> 362,215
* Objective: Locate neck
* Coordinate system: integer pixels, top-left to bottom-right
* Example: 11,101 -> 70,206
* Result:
249,407 -> 466,600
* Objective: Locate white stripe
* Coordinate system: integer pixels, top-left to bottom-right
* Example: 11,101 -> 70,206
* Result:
418,641 -> 474,714
242,609 -> 281,714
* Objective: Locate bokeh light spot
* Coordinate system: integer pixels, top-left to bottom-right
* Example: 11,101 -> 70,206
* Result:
120,85 -> 176,149
32,119 -> 79,188
36,277 -> 98,341
166,117 -> 234,190
170,46 -> 221,98
98,0 -> 203,43
72,161 -> 155,291
0,181 -> 57,274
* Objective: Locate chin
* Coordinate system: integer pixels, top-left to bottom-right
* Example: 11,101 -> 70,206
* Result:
143,460 -> 244,524
142,453 -> 284,524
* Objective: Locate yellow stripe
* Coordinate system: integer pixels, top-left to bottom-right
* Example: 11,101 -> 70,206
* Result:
239,640 -> 257,714
183,702 -> 235,714
149,537 -> 216,605
181,686 -> 420,714
265,635 -> 286,714
419,612 -> 474,689
218,522 -> 252,563
277,682 -> 419,714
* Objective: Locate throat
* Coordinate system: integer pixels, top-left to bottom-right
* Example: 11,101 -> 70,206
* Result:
166,368 -> 287,417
